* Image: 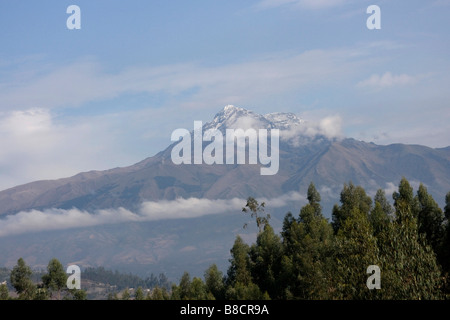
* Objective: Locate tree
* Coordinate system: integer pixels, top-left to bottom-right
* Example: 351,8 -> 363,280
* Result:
392,177 -> 420,219
281,183 -> 334,299
121,288 -> 130,300
332,182 -> 372,233
204,264 -> 225,300
441,192 -> 450,275
374,188 -> 394,217
149,286 -> 170,300
226,236 -> 252,286
225,281 -> 267,300
10,258 -> 35,300
190,277 -> 211,300
377,200 -> 443,299
445,192 -> 450,220
225,236 -> 263,300
171,272 -> 212,300
0,283 -> 9,300
178,272 -> 192,300
107,292 -> 118,300
134,286 -> 145,300
249,224 -> 283,298
416,184 -> 445,255
42,258 -> 67,300
333,207 -> 380,299
307,182 -> 321,215
242,197 -> 270,233
66,288 -> 87,300
370,189 -> 392,238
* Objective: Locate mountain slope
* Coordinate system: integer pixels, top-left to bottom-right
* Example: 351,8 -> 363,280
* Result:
0,105 -> 449,279
0,105 -> 449,216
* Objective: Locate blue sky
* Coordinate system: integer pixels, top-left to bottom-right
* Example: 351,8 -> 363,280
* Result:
0,0 -> 449,190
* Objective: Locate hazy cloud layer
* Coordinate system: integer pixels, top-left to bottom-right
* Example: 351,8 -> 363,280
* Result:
0,39 -> 448,192
0,192 -> 305,238
0,47 -> 369,112
357,72 -> 420,89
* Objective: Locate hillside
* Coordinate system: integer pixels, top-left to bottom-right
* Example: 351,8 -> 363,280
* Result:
0,105 -> 449,278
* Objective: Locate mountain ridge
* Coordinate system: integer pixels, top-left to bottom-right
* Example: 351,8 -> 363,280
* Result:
0,105 -> 449,217
0,105 -> 449,278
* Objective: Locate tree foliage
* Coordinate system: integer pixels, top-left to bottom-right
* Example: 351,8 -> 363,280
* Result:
377,200 -> 443,299
242,197 -> 270,233
10,258 -> 35,300
0,283 -> 9,300
332,182 -> 372,233
5,178 -> 449,300
42,258 -> 67,300
281,182 -> 334,299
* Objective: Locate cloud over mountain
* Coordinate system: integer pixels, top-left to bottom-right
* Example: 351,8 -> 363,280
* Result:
0,192 -> 304,238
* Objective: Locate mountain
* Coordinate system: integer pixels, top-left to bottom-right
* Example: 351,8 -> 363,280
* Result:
0,105 -> 449,279
0,105 -> 307,216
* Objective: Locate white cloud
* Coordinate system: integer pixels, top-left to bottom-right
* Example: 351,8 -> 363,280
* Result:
0,108 -> 140,190
280,115 -> 343,144
318,115 -> 343,139
0,47 -> 368,112
383,182 -> 397,199
0,47 -> 358,189
357,72 -> 419,89
0,192 -> 305,238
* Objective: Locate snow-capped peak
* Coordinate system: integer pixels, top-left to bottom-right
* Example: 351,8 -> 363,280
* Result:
264,112 -> 304,130
204,105 -> 303,132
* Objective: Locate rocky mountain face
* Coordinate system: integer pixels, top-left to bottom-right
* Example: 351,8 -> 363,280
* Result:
0,105 -> 449,279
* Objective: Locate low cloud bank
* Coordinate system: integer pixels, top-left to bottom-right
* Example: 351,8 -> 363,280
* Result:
0,192 -> 304,238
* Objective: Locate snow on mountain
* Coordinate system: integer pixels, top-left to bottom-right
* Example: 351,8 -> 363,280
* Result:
0,104 -> 449,279
264,112 -> 304,130
203,105 -> 303,132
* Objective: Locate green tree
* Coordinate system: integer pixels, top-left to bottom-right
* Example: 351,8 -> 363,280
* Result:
377,200 -> 443,299
72,289 -> 87,300
242,197 -> 270,233
374,188 -> 394,217
225,281 -> 267,300
10,258 -> 35,300
65,288 -> 87,300
190,277 -> 212,300
370,189 -> 392,237
0,283 -> 9,300
42,258 -> 67,300
445,191 -> 450,220
204,264 -> 225,300
392,177 -> 420,219
226,236 -> 252,286
34,286 -> 49,300
333,206 -> 380,299
121,288 -> 130,300
149,286 -> 170,300
440,192 -> 450,277
225,236 -> 263,300
178,271 -> 192,299
107,292 -> 119,300
307,182 -> 321,215
332,182 -> 372,233
416,184 -> 445,255
134,286 -> 145,300
281,183 -> 334,299
249,224 -> 283,299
